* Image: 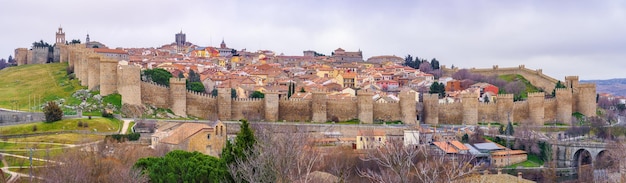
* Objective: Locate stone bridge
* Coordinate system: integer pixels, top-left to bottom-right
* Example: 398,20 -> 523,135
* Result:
554,141 -> 608,175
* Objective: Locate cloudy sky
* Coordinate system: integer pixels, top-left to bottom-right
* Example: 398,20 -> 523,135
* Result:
2,0 -> 625,80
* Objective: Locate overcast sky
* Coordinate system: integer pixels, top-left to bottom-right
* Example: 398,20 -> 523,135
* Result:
2,0 -> 625,80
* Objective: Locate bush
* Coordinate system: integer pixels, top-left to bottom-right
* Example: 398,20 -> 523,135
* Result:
106,133 -> 141,142
102,109 -> 113,118
78,121 -> 83,127
83,122 -> 89,128
43,101 -> 63,123
32,125 -> 38,132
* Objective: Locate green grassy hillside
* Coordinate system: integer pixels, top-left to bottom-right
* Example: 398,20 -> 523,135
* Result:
0,63 -> 83,111
499,74 -> 541,99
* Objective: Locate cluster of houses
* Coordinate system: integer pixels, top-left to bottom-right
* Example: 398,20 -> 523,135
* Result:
349,127 -> 528,168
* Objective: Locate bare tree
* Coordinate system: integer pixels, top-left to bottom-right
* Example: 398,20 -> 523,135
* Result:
229,125 -> 321,183
358,141 -> 479,183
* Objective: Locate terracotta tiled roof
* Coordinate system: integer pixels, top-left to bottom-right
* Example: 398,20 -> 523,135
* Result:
433,141 -> 459,154
449,141 -> 470,151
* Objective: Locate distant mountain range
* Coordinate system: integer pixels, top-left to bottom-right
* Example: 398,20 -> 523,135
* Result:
581,78 -> 626,97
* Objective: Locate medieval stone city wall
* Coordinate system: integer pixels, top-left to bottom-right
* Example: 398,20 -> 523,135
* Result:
443,65 -> 559,92
27,45 -> 597,126
232,98 -> 265,121
326,98 -> 358,122
141,82 -> 170,108
373,101 -> 402,122
186,91 -> 217,119
279,98 -> 312,122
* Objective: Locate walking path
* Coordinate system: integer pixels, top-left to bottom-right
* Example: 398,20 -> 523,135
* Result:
120,119 -> 132,134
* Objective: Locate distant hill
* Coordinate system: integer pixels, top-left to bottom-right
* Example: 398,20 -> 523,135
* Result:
581,78 -> 626,97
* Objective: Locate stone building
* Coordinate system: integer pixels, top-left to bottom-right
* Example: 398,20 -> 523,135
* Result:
331,48 -> 363,63
151,121 -> 227,157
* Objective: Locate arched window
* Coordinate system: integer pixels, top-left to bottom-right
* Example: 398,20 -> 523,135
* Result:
207,134 -> 211,140
360,137 -> 363,141
220,125 -> 224,136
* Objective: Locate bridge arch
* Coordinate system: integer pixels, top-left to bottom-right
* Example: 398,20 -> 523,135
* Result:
594,150 -> 612,169
573,148 -> 592,168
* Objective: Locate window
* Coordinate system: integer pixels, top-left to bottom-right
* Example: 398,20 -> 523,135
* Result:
378,137 -> 382,142
360,137 -> 363,141
207,134 -> 211,140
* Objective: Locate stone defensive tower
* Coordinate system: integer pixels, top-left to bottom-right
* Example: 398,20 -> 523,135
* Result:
527,92 -> 545,125
357,91 -> 374,124
264,92 -> 279,122
555,88 -> 572,124
217,88 -> 232,120
311,91 -> 327,123
169,78 -> 187,117
565,76 -> 597,117
118,65 -> 142,106
496,94 -> 514,125
461,93 -> 478,125
399,90 -> 417,125
423,94 -> 439,125
87,54 -> 101,90
14,48 -> 28,66
99,58 -> 118,96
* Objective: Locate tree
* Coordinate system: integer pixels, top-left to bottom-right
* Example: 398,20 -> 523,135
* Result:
505,121 -> 515,136
469,125 -> 485,144
222,119 -> 256,165
70,39 -> 81,44
228,125 -> 321,183
134,150 -> 226,182
430,58 -> 440,70
551,81 -> 566,97
299,87 -> 306,93
8,55 -> 13,64
231,88 -> 237,98
43,101 -> 63,122
177,72 -> 184,79
188,70 -> 201,83
142,68 -> 173,86
418,61 -> 433,73
358,141 -> 478,183
429,82 -> 445,98
211,88 -> 218,96
498,125 -> 505,135
186,81 -> 205,93
249,91 -> 264,98
504,81 -> 526,100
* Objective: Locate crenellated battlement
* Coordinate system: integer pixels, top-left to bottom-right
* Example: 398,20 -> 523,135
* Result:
528,92 -> 546,98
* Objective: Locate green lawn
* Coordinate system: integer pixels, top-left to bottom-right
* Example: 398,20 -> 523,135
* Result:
6,133 -> 104,144
3,148 -> 65,159
0,63 -> 82,111
506,154 -> 544,168
127,122 -> 136,134
3,156 -> 47,167
0,117 -> 121,136
0,142 -> 65,150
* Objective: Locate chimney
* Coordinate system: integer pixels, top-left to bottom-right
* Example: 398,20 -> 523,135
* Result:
517,172 -> 522,180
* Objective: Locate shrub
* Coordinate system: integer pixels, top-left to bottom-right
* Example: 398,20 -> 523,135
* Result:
43,101 -> 63,123
78,121 -> 83,127
106,133 -> 141,142
83,122 -> 89,128
32,125 -> 38,132
102,109 -> 113,118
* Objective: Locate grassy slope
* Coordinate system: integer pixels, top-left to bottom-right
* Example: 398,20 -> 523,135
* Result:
499,74 -> 541,99
0,63 -> 82,111
0,117 -> 121,135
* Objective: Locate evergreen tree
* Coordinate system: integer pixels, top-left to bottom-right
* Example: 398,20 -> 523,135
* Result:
221,119 -> 256,164
431,58 -> 440,70
506,121 -> 515,136
43,101 -> 63,123
299,87 -> 306,93
211,88 -> 218,96
551,81 -> 566,97
499,125 -> 505,135
177,72 -> 184,79
142,68 -> 173,86
188,70 -> 201,82
249,91 -> 265,98
231,88 -> 237,98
